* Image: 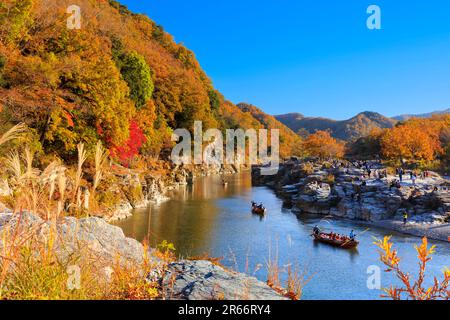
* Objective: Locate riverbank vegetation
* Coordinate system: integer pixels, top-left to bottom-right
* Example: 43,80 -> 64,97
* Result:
375,236 -> 449,300
0,214 -> 176,299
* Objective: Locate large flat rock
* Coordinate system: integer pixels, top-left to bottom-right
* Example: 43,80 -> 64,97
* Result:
163,260 -> 287,300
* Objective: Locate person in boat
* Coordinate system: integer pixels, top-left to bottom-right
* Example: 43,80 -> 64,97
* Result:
349,230 -> 356,241
313,226 -> 320,236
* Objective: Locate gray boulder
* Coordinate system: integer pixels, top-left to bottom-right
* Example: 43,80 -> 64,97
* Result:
0,212 -> 145,267
162,260 -> 287,300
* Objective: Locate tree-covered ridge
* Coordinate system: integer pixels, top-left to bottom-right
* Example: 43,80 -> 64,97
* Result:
0,0 -> 301,164
236,103 -> 303,159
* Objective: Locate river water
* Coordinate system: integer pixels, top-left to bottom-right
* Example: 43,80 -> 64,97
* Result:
115,172 -> 450,300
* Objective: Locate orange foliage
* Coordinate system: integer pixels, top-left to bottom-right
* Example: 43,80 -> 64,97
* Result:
302,130 -> 345,159
374,236 -> 449,300
380,116 -> 449,161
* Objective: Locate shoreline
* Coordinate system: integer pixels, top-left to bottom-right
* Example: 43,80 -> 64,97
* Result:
370,219 -> 450,242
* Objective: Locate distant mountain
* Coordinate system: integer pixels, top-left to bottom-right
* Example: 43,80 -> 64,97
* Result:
275,111 -> 397,141
393,108 -> 450,121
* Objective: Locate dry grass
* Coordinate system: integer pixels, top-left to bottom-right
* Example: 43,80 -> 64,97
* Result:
0,213 -> 174,300
73,143 -> 87,209
0,123 -> 26,147
265,241 -> 314,300
93,141 -> 109,193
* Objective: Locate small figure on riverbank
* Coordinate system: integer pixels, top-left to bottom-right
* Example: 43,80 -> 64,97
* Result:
397,168 -> 404,182
411,174 -> 417,186
403,212 -> 408,225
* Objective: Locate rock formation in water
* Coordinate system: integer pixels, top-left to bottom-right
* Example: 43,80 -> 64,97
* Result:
252,159 -> 450,241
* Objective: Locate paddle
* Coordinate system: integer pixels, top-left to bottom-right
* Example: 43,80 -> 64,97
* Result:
339,227 -> 371,247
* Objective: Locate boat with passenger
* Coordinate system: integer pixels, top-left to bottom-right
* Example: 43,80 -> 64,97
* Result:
251,201 -> 266,215
312,226 -> 359,249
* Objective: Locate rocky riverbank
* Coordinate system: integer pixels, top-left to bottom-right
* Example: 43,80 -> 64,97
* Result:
0,162 -> 280,300
252,159 -> 450,242
0,211 -> 284,300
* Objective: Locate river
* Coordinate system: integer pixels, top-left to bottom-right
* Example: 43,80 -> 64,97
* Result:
115,172 -> 450,300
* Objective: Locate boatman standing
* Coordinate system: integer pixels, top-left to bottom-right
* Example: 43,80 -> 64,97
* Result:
313,226 -> 320,236
349,230 -> 356,240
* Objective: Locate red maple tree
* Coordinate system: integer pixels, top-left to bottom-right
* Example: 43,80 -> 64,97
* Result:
110,120 -> 146,166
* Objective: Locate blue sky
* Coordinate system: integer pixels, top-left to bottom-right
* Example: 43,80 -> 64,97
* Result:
120,0 -> 450,120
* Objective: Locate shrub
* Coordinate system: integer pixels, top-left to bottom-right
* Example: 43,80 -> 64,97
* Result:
374,236 -> 449,300
300,162 -> 315,175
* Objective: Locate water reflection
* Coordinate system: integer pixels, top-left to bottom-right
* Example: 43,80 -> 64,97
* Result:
116,173 -> 253,255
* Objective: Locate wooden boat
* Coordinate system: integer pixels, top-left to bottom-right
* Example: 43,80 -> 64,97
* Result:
312,232 -> 359,249
251,206 -> 266,215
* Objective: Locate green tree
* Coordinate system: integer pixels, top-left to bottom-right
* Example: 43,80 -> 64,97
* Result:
113,40 -> 154,110
208,89 -> 222,112
121,52 -> 154,109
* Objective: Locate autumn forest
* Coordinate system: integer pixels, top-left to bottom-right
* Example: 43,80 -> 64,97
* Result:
0,0 -> 448,171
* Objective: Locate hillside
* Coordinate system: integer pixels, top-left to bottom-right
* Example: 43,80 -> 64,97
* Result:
393,108 -> 450,121
236,103 -> 302,158
0,0 -> 300,162
275,111 -> 397,141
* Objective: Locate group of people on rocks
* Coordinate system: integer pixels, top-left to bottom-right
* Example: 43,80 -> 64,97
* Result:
395,168 -> 431,185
